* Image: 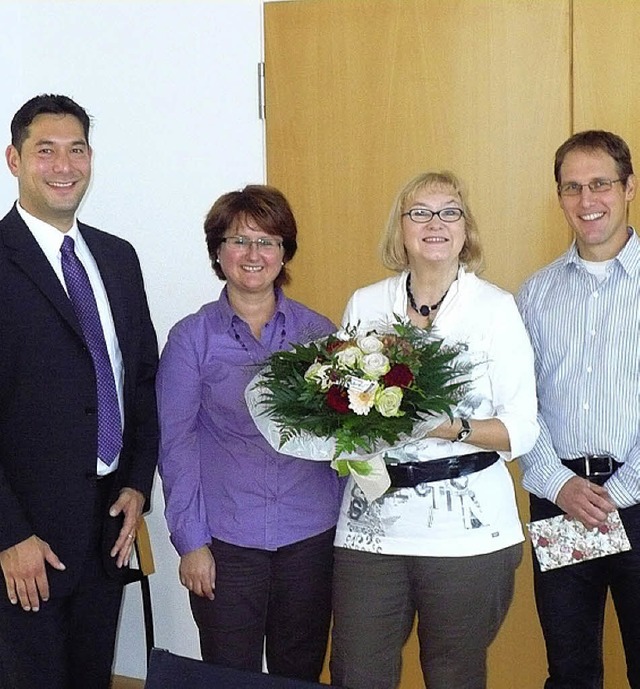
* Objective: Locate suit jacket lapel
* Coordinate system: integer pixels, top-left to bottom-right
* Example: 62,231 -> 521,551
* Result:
1,207 -> 84,340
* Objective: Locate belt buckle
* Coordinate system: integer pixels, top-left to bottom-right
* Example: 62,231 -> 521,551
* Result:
584,454 -> 613,477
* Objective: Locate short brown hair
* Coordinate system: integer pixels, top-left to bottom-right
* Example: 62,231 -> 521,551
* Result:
204,184 -> 298,288
554,130 -> 634,188
379,171 -> 484,273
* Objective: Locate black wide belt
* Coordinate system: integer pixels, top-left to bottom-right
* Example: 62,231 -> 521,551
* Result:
387,451 -> 500,488
561,455 -> 621,484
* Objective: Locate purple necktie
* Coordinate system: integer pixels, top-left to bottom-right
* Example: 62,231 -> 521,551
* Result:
60,235 -> 123,465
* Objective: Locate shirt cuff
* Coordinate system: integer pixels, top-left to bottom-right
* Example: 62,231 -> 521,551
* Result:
545,466 -> 577,504
605,472 -> 638,510
171,523 -> 212,557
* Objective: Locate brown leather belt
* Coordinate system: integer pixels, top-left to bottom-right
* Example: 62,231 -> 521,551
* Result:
387,451 -> 500,488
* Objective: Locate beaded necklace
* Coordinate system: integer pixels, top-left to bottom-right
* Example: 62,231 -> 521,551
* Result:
405,273 -> 449,318
230,316 -> 287,368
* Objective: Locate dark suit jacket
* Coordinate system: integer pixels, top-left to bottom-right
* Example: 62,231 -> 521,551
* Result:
0,205 -> 159,596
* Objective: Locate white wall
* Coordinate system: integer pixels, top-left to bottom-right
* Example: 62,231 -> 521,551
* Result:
0,0 -> 265,679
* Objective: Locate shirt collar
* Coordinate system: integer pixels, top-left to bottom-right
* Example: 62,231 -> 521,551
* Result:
564,227 -> 640,277
16,202 -> 80,253
217,285 -> 287,330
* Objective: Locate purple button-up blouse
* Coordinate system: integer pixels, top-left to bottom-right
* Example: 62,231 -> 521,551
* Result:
157,288 -> 343,556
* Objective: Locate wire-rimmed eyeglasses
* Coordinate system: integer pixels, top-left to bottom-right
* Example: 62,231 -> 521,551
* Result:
557,178 -> 622,197
220,236 -> 283,253
401,207 -> 464,223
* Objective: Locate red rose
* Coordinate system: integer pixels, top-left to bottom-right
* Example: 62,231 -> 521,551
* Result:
325,339 -> 344,353
598,524 -> 610,534
382,363 -> 414,388
326,338 -> 356,354
537,537 -> 549,548
572,549 -> 584,560
326,385 -> 350,414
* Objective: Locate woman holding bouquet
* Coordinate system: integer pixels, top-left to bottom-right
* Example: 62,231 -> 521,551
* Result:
330,171 -> 539,689
156,185 -> 343,681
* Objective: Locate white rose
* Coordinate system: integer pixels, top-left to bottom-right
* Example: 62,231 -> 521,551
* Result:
374,386 -> 404,417
304,362 -> 332,390
335,346 -> 362,369
356,334 -> 384,354
360,352 -> 390,379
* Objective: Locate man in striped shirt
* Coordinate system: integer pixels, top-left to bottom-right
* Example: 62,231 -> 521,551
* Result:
517,130 -> 640,689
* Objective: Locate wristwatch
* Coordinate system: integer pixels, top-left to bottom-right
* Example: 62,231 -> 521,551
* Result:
456,417 -> 472,442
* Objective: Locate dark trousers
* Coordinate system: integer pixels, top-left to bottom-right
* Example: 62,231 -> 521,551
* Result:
330,543 -> 522,689
0,477 -> 124,689
530,495 -> 640,689
189,528 -> 335,682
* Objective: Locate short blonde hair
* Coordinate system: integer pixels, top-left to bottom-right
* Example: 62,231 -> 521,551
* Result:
379,171 -> 484,273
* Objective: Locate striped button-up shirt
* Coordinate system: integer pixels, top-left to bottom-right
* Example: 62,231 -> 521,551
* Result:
517,229 -> 640,508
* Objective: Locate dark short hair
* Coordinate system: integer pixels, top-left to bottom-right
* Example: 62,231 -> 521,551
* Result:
204,184 -> 298,288
11,94 -> 91,152
554,130 -> 634,186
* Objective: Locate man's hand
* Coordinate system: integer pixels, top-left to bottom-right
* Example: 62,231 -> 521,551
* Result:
0,535 -> 65,612
109,488 -> 145,568
179,546 -> 216,600
556,476 -> 616,528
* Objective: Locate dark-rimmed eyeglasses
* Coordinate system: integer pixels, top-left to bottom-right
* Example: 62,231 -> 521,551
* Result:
220,236 -> 283,253
557,178 -> 622,197
401,207 -> 464,223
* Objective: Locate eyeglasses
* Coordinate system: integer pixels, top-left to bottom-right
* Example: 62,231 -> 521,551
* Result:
401,207 -> 464,223
557,178 -> 622,197
221,236 -> 283,253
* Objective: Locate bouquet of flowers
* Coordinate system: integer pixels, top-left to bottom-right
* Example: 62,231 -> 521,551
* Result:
251,319 -> 470,477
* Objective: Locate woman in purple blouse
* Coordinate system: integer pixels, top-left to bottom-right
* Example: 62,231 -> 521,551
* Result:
157,185 -> 342,681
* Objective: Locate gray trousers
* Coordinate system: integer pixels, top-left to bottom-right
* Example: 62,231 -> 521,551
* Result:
330,543 -> 522,689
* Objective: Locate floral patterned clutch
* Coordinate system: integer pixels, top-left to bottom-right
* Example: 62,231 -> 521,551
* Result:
527,510 -> 632,572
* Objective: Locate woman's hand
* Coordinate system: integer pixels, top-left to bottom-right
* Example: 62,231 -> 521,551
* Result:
428,417 -> 511,452
179,546 -> 216,600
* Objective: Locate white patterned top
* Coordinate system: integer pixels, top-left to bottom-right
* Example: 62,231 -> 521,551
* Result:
334,268 -> 539,557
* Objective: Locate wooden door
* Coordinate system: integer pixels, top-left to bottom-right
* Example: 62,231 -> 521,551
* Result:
265,0 -> 571,325
263,1 -> 619,688
573,0 -> 640,232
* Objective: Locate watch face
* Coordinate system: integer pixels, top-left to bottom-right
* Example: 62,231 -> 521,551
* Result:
457,419 -> 471,442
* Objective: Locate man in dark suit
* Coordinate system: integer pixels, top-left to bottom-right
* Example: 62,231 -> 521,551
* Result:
0,94 -> 159,689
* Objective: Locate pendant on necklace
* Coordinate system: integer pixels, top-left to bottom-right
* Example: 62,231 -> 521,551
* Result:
406,273 -> 449,318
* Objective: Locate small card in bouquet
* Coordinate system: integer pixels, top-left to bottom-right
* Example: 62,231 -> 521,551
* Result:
527,510 -> 632,572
